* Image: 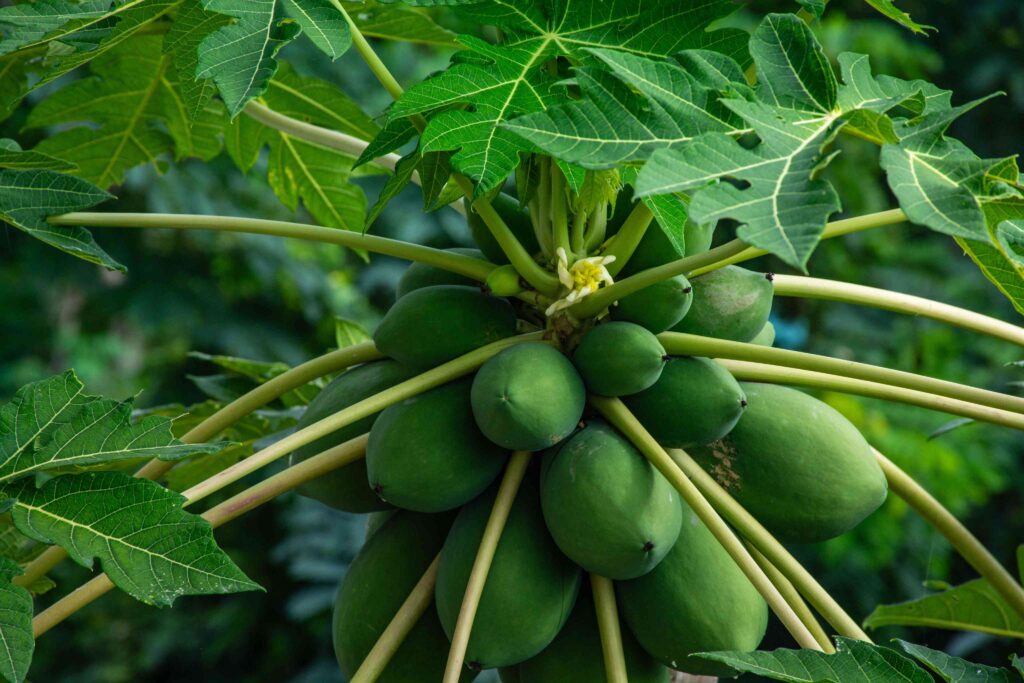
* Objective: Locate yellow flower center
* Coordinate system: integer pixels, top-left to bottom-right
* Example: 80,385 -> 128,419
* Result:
571,260 -> 608,292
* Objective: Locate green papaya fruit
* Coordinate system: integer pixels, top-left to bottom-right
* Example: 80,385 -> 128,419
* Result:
366,377 -> 508,512
374,285 -> 518,369
611,274 -> 693,333
289,360 -> 416,513
396,248 -> 486,298
623,356 -> 746,448
467,193 -> 540,263
691,383 -> 888,543
618,222 -> 684,277
365,509 -> 397,540
333,510 -> 476,683
750,320 -> 776,346
572,322 -> 666,397
683,218 -> 715,256
485,264 -> 524,296
670,266 -> 773,342
540,420 -> 682,579
435,476 -> 582,669
617,508 -> 768,676
471,343 -> 585,451
514,588 -> 669,683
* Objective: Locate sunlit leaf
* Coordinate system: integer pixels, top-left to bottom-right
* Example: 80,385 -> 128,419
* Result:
283,0 -> 351,60
862,0 -> 934,35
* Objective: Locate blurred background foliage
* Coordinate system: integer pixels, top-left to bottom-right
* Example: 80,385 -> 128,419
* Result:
1,0 -> 1021,680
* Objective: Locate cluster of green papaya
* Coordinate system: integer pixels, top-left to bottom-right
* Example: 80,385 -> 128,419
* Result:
301,198 -> 889,681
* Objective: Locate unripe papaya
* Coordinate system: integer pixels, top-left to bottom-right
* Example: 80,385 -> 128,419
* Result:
691,383 -> 887,543
374,285 -> 517,369
617,508 -> 768,676
365,509 -> 397,540
623,357 -> 746,448
435,476 -> 582,669
396,247 -> 486,298
541,420 -> 682,579
333,510 -> 476,683
514,589 -> 669,683
670,266 -> 773,342
750,320 -> 776,346
611,274 -> 693,333
683,218 -> 714,256
572,322 -> 666,397
467,193 -> 540,263
366,377 -> 508,512
485,264 -> 524,297
471,343 -> 585,451
289,360 -> 415,513
618,222 -> 684,276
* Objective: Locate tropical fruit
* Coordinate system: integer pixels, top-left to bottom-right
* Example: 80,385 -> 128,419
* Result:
366,377 -> 508,512
573,322 -> 666,397
373,285 -> 517,369
365,509 -> 397,540
670,266 -> 774,342
618,221 -> 684,277
485,264 -> 524,296
289,360 -> 415,513
611,274 -> 693,333
750,320 -> 776,346
540,420 -> 682,579
471,343 -> 585,451
333,510 -> 476,683
691,383 -> 888,543
624,356 -> 746,448
467,193 -> 540,263
513,588 -> 669,683
435,476 -> 582,669
617,508 -> 768,676
684,218 -> 714,256
396,248 -> 485,298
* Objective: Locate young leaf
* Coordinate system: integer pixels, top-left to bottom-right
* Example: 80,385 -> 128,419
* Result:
0,163 -> 118,271
895,640 -> 1017,682
27,35 -> 226,190
0,472 -> 261,606
0,560 -> 32,683
386,0 -> 747,196
198,0 -> 300,117
334,317 -> 372,350
864,578 -> 1024,638
0,371 -> 226,484
698,637 -> 932,682
862,0 -> 934,35
283,0 -> 351,60
366,151 -> 419,228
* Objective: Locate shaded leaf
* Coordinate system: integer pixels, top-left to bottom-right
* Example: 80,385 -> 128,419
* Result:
165,0 -> 231,121
1,472 -> 260,606
283,0 -> 351,60
353,1 -> 458,47
334,317 -> 372,349
367,151 -> 419,228
896,640 -> 1017,682
0,140 -> 75,171
863,0 -> 934,35
0,559 -> 32,683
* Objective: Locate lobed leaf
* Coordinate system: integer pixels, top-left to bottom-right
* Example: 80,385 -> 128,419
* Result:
896,640 -> 1017,682
165,0 -> 231,121
283,0 -> 351,60
0,560 -> 32,683
864,578 -> 1024,638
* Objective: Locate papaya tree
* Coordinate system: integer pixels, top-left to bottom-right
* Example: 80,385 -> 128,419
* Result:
1,0 -> 1023,681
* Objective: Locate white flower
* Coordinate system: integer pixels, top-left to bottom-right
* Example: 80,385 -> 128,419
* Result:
545,247 -> 616,316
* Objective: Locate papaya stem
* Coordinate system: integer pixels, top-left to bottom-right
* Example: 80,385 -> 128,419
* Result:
666,448 -> 871,642
551,160 -> 572,258
573,208 -> 906,317
772,274 -> 1024,347
183,332 -> 544,506
875,450 -> 1024,621
15,342 -> 383,590
442,451 -> 532,683
351,555 -> 441,683
32,435 -> 369,637
591,574 -> 629,683
602,202 -> 654,277
688,209 -> 908,278
719,359 -> 1024,431
744,543 -> 835,653
48,212 -> 497,281
659,332 -> 1024,417
584,200 -> 609,252
571,206 -> 588,254
590,397 -> 824,651
330,0 -> 406,102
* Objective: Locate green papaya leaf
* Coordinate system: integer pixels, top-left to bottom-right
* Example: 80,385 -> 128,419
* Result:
335,317 -> 372,350
896,640 -> 1017,682
0,371 -> 227,484
165,0 -> 231,122
698,637 -> 932,682
282,0 -> 351,60
0,140 -> 75,171
0,472 -> 261,606
0,559 -> 32,683
862,0 -> 934,35
350,0 -> 458,47
864,578 -> 1024,638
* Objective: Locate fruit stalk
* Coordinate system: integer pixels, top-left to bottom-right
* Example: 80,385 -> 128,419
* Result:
14,342 -> 384,589
351,556 -> 442,683
875,450 -> 1024,620
720,360 -> 1024,430
590,574 -> 629,683
660,332 -> 1024,416
771,274 -> 1024,347
442,451 -> 532,683
551,160 -> 572,257
32,435 -> 370,637
591,397 -> 824,651
48,212 -> 497,281
667,448 -> 871,642
603,202 -> 655,277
